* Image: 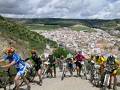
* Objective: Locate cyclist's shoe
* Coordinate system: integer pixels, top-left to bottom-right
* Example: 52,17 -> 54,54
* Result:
13,86 -> 16,90
13,87 -> 16,90
27,85 -> 31,90
38,82 -> 42,86
40,79 -> 43,84
108,85 -> 112,89
54,75 -> 56,78
38,80 -> 42,86
78,74 -> 81,77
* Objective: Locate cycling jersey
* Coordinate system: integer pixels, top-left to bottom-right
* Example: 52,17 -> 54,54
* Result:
25,55 -> 42,71
3,53 -> 26,76
25,55 -> 42,65
106,55 -> 119,65
75,54 -> 85,62
96,56 -> 107,65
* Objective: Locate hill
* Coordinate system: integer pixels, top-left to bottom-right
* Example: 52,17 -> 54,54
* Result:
0,16 -> 57,58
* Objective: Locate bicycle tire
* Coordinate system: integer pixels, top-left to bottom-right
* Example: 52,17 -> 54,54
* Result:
61,69 -> 65,80
61,71 -> 64,80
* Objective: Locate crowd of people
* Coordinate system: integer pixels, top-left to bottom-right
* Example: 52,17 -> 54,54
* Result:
0,47 -> 120,90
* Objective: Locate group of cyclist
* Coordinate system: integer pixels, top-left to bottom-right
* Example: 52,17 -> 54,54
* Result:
0,47 -> 120,90
58,49 -> 120,89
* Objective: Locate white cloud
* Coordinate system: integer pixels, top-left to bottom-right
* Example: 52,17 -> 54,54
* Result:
0,0 -> 120,19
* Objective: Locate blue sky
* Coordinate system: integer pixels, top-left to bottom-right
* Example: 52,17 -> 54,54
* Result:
0,0 -> 120,19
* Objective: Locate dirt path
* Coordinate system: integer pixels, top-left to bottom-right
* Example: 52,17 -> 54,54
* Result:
17,69 -> 120,90
2,69 -> 120,90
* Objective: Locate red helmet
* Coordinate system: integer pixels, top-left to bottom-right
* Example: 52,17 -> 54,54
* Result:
6,47 -> 15,54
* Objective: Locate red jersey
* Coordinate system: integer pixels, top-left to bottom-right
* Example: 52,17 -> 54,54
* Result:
75,54 -> 85,62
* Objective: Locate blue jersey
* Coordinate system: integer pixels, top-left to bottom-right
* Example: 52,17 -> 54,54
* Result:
3,53 -> 25,70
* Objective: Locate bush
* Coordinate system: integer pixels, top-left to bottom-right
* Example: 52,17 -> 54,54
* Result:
53,47 -> 70,58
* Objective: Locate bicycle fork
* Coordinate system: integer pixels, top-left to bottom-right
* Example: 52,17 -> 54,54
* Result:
103,74 -> 110,87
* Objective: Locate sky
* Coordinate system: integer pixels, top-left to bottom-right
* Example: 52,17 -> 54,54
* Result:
0,0 -> 120,19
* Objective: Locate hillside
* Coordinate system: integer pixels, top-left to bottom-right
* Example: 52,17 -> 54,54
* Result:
0,16 -> 57,58
4,17 -> 120,57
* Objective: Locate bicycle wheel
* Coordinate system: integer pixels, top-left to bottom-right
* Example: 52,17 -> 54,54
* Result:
27,67 -> 36,82
101,74 -> 110,90
113,76 -> 117,90
0,77 -> 8,90
0,69 -> 9,90
81,65 -> 87,80
19,78 -> 24,86
61,69 -> 65,80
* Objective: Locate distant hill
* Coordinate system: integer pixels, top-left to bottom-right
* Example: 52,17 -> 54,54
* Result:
7,17 -> 120,30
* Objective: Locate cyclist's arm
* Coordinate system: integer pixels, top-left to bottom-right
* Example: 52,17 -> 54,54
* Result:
1,60 -> 15,68
24,58 -> 28,61
25,58 -> 33,65
115,59 -> 120,66
0,55 -> 7,63
0,59 -> 4,63
82,55 -> 86,61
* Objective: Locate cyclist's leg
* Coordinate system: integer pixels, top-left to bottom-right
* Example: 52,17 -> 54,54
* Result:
108,73 -> 113,89
53,64 -> 56,78
37,69 -> 42,84
76,62 -> 80,76
14,75 -> 20,90
112,70 -> 117,89
22,76 -> 30,89
113,74 -> 117,89
48,65 -> 53,77
79,62 -> 82,76
69,63 -> 73,76
16,67 -> 30,90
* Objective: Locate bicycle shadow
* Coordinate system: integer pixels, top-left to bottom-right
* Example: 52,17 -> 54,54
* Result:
117,82 -> 120,87
30,80 -> 42,86
9,88 -> 26,90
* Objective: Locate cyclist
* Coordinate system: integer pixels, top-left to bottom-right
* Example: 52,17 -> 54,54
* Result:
58,56 -> 64,72
96,55 -> 107,75
48,54 -> 56,78
106,54 -> 119,88
101,53 -> 120,88
74,51 -> 85,76
0,47 -> 30,90
25,50 -> 42,85
66,53 -> 74,76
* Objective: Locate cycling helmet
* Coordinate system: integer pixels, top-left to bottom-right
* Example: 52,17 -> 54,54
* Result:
31,49 -> 37,54
5,47 -> 15,54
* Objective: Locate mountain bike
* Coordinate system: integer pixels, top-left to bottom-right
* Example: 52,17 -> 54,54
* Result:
80,61 -> 88,80
61,62 -> 67,80
92,64 -> 101,87
101,65 -> 117,90
0,67 -> 16,90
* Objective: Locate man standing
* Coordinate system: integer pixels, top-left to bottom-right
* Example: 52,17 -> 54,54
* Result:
48,54 -> 56,78
74,51 -> 85,76
25,50 -> 43,86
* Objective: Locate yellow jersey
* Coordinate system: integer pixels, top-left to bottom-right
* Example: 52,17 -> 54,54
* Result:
96,56 -> 107,65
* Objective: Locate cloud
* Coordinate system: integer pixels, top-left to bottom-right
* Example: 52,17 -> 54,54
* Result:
0,0 -> 120,19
